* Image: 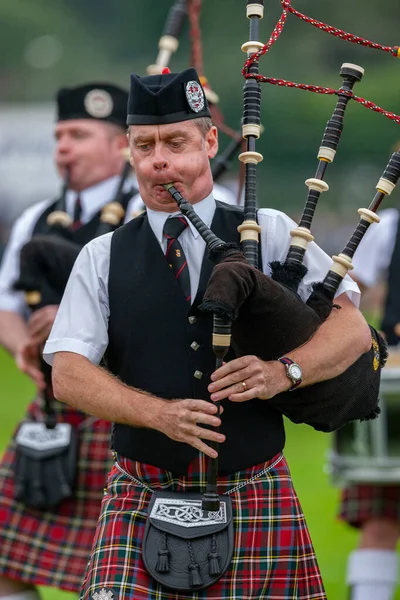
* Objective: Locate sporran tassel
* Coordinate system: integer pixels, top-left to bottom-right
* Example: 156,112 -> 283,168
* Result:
208,533 -> 221,575
208,552 -> 221,576
188,540 -> 203,586
156,532 -> 170,573
189,562 -> 203,587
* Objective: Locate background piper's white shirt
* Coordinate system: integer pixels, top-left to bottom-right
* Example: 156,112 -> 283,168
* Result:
0,175 -> 142,316
351,208 -> 399,288
44,193 -> 360,366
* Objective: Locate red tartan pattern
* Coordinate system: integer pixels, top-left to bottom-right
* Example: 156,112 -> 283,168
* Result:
339,484 -> 400,528
0,394 -> 113,592
80,453 -> 326,599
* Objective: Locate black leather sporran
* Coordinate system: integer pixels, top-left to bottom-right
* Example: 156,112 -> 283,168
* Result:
142,490 -> 234,592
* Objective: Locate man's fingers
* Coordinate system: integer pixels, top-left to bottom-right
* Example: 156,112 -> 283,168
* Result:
227,388 -> 256,403
210,356 -> 252,381
209,371 -> 248,396
190,411 -> 221,428
190,437 -> 220,459
186,399 -> 220,414
189,425 -> 225,443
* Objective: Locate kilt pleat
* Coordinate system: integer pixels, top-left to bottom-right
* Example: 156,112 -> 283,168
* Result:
80,453 -> 326,599
0,395 -> 113,592
339,484 -> 400,528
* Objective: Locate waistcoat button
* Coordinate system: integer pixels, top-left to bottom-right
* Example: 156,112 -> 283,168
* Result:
194,370 -> 203,379
190,341 -> 200,351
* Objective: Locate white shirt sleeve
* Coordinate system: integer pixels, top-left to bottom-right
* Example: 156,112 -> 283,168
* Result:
351,208 -> 398,288
0,200 -> 53,314
125,194 -> 146,222
258,209 -> 361,307
43,233 -> 112,365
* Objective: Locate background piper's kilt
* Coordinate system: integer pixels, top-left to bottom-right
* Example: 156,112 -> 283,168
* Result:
80,453 -> 326,600
0,393 -> 113,593
339,484 -> 400,528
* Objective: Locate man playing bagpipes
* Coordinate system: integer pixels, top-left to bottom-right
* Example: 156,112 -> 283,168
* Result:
41,67 -> 374,599
0,82 -> 141,599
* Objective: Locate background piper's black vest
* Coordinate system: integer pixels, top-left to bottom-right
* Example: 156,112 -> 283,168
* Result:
107,202 -> 285,475
381,211 -> 400,345
32,190 -> 134,245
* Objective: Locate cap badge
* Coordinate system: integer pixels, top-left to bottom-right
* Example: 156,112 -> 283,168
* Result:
84,89 -> 113,118
185,80 -> 205,113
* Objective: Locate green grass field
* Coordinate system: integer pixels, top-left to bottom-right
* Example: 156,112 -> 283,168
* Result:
1,348 -> 399,599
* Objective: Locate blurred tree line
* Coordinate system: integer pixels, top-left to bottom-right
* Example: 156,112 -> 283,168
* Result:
1,0 -> 399,246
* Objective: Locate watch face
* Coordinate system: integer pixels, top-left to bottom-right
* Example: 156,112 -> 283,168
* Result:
288,364 -> 302,381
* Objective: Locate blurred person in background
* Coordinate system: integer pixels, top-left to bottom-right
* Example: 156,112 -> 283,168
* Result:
0,82 -> 140,600
339,190 -> 400,600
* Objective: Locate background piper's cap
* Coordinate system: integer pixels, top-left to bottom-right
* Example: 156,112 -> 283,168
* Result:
126,67 -> 211,126
57,83 -> 128,128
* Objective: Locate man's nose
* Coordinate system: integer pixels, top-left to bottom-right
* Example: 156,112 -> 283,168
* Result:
153,148 -> 168,170
56,136 -> 71,154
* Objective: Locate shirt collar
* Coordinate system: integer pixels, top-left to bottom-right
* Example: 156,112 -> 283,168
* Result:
65,174 -> 136,220
147,192 -> 216,245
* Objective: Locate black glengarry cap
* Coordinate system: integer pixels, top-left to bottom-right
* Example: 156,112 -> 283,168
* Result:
126,67 -> 211,126
57,83 -> 128,128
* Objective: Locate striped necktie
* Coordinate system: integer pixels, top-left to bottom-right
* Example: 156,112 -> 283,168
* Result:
163,216 -> 191,302
72,195 -> 82,230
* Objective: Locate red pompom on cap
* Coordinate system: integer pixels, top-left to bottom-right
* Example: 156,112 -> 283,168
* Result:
161,67 -> 171,74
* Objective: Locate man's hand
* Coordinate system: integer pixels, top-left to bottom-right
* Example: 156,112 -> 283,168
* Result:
208,355 -> 290,402
28,305 -> 59,345
15,341 -> 45,390
157,399 -> 225,459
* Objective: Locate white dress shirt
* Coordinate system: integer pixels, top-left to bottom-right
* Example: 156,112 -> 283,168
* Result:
44,193 -> 360,366
0,175 -> 140,316
351,208 -> 399,288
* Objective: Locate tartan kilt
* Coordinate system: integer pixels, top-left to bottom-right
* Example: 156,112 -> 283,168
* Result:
80,452 -> 326,600
0,393 -> 113,592
339,484 -> 400,528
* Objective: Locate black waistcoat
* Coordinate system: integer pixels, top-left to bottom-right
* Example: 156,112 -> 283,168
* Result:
381,211 -> 400,345
107,202 -> 285,475
32,190 -> 134,246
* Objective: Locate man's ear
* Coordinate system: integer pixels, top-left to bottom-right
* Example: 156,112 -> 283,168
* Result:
206,126 -> 218,159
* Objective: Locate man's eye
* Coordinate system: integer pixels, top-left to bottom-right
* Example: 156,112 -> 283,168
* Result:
169,141 -> 184,149
137,144 -> 150,151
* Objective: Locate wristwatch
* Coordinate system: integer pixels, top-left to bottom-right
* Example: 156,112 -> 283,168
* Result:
278,356 -> 303,391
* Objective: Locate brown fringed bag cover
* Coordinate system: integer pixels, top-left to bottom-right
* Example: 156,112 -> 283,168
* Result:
199,246 -> 386,433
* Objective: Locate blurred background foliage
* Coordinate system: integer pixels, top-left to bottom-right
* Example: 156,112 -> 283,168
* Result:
1,0 -> 399,237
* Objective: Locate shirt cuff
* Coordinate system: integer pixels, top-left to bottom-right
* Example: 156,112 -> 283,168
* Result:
336,279 -> 361,308
43,338 -> 104,366
0,293 -> 26,314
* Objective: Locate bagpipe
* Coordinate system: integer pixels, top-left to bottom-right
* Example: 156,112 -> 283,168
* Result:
12,233 -> 81,510
10,151 -> 135,511
143,1 -> 400,592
